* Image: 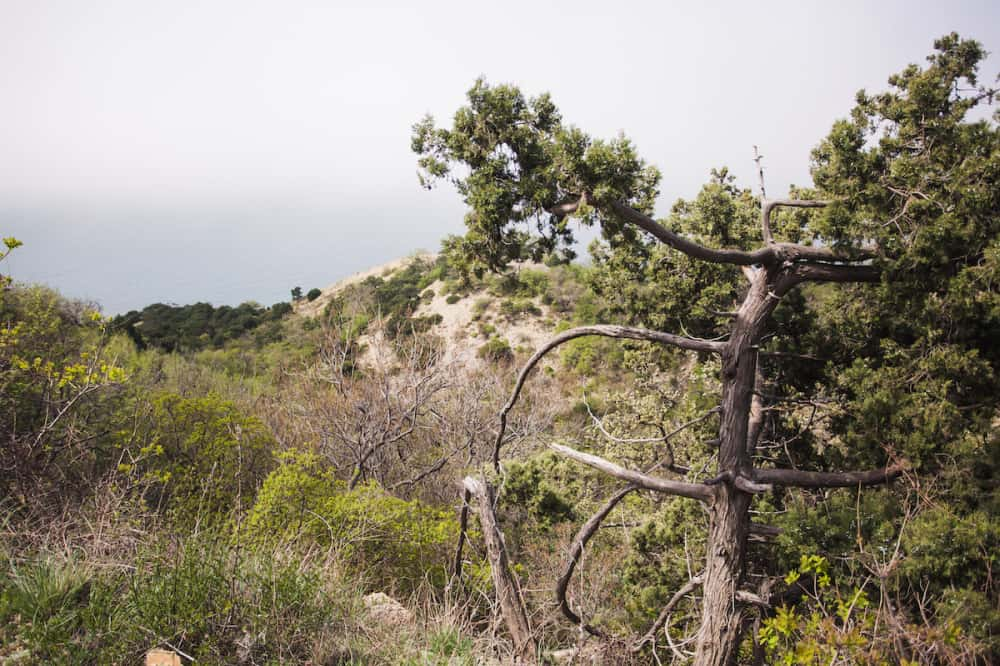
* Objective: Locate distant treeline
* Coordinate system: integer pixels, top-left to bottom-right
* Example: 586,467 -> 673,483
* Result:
112,300 -> 293,352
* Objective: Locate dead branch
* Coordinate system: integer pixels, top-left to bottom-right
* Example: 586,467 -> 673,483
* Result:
463,476 -> 537,663
550,443 -> 714,502
755,461 -> 906,488
555,485 -> 637,638
493,325 -> 724,471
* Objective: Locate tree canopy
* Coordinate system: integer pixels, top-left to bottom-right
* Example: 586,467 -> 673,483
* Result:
416,33 -> 999,664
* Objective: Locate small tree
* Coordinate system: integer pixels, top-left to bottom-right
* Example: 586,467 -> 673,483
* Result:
414,35 -> 998,664
290,286 -> 303,301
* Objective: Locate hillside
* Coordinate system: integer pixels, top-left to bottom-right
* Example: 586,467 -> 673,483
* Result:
297,253 -> 566,367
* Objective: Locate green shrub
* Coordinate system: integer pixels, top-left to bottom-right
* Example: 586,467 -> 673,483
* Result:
477,336 -> 513,363
129,393 -> 276,528
499,298 -> 541,319
445,293 -> 461,305
306,287 -> 322,301
269,301 -> 293,319
471,297 -> 491,320
245,450 -> 458,591
0,539 -> 363,665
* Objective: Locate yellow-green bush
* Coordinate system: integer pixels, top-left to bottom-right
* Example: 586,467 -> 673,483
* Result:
128,392 -> 275,528
245,450 -> 458,591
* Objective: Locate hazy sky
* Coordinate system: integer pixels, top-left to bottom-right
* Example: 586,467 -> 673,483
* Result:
2,1 -> 998,314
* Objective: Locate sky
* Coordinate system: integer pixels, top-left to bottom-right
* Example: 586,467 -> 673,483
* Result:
2,0 -> 998,314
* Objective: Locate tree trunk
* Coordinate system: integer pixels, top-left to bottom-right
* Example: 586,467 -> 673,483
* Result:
693,271 -> 773,665
695,485 -> 750,664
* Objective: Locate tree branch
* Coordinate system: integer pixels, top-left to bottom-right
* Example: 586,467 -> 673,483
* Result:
787,262 -> 881,285
492,325 -> 723,471
555,194 -> 875,267
463,476 -> 537,663
632,576 -> 704,651
550,443 -> 715,502
555,485 -> 637,637
755,462 -> 905,488
451,487 -> 472,584
761,198 -> 830,245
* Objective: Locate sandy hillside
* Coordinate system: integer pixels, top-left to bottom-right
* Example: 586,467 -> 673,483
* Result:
294,252 -> 437,318
297,254 -> 562,370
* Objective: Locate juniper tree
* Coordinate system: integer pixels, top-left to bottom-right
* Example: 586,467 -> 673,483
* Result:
414,34 -> 998,664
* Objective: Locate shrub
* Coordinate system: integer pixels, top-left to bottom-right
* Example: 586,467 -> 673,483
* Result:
477,336 -> 513,363
129,393 -> 276,528
245,450 -> 458,591
445,293 -> 461,305
306,287 -> 322,301
471,297 -> 491,320
269,301 -> 293,319
499,298 -> 541,320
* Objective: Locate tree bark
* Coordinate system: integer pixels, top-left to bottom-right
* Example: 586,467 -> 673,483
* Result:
463,476 -> 537,663
693,268 -> 778,665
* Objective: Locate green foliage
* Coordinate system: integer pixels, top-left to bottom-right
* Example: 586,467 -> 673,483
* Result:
620,497 -> 707,627
0,538 -> 362,665
245,450 -> 459,591
498,297 -> 541,320
129,393 -> 275,528
113,300 -> 284,353
0,282 -> 128,500
306,287 -> 322,301
500,453 -> 577,529
340,256 -> 447,339
0,236 -> 22,289
413,78 -> 660,273
477,336 -> 512,363
269,301 -> 293,319
445,293 -> 461,305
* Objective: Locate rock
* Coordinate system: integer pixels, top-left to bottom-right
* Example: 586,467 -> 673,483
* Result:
363,592 -> 413,626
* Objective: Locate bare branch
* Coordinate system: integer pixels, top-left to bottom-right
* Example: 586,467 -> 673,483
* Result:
746,364 -> 765,456
463,476 -> 537,663
735,590 -> 769,607
787,262 -> 881,285
754,146 -> 771,242
733,476 -> 773,494
748,523 -> 782,543
755,462 -> 906,488
555,485 -> 637,637
451,487 -> 472,584
632,576 -> 704,651
550,443 -> 715,502
607,198 -> 770,265
606,199 -> 874,266
753,146 -> 767,201
492,325 -> 724,471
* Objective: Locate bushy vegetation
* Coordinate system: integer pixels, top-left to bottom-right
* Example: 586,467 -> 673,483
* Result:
112,300 -> 292,353
2,35 -> 998,665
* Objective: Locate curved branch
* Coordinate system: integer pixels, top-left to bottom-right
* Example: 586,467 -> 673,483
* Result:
555,194 -> 875,267
492,325 -> 723,471
607,199 -> 770,265
556,485 -> 638,637
761,198 -> 830,245
632,576 -> 704,651
755,462 -> 905,488
550,443 -> 715,502
607,199 -> 875,266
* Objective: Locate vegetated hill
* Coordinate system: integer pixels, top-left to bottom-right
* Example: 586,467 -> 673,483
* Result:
296,252 -> 598,369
